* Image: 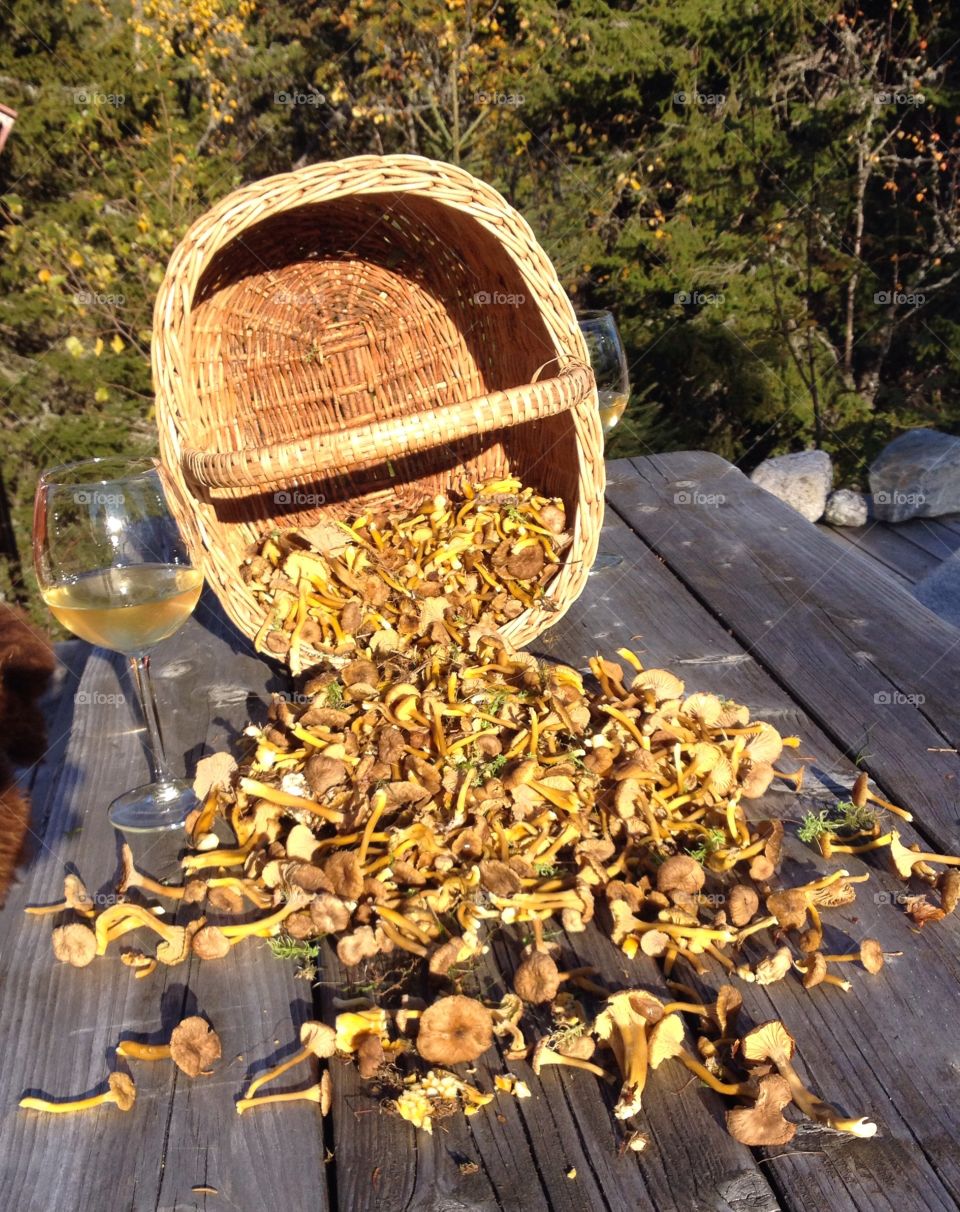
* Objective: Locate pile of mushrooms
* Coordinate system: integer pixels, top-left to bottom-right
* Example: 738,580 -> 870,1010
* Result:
25,481 -> 960,1147
240,476 -> 569,673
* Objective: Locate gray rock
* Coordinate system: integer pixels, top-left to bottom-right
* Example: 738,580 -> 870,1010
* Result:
824,488 -> 869,527
913,553 -> 960,629
869,428 -> 960,521
749,450 -> 833,523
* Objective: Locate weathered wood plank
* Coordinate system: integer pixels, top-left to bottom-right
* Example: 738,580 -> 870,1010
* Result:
154,600 -> 331,1212
819,523 -> 938,585
605,454 -> 960,857
887,518 -> 960,561
536,503 -> 960,1212
0,600 -> 331,1212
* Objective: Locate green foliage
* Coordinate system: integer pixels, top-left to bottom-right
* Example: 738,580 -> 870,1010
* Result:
798,799 -> 878,843
3,0 -> 960,617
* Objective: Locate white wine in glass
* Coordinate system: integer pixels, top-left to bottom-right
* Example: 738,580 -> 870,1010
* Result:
577,310 -> 631,440
34,457 -> 203,832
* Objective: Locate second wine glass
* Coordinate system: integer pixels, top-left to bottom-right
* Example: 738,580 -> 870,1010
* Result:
34,456 -> 203,833
577,309 -> 630,439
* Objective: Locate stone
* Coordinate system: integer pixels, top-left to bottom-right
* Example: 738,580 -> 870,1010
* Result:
913,554 -> 960,630
869,429 -> 960,522
823,488 -> 869,527
749,450 -> 833,523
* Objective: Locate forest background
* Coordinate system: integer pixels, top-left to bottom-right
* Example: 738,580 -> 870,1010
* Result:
1,0 -> 958,612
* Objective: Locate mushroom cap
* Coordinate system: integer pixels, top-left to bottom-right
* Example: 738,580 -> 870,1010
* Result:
52,922 -> 97,967
859,938 -> 885,974
336,926 -> 380,968
728,885 -> 760,927
888,830 -> 920,880
300,1020 -> 337,1058
765,888 -> 809,931
320,1069 -> 333,1116
356,1033 -> 386,1079
310,893 -> 351,935
713,985 -> 742,1034
170,1017 -> 222,1077
513,952 -> 561,1004
726,1075 -> 795,1146
192,925 -> 232,960
416,995 -> 494,1065
478,860 -> 523,897
851,771 -> 869,809
156,926 -> 189,965
322,851 -> 364,900
800,952 -> 827,989
741,1020 -> 796,1066
740,761 -> 776,798
631,669 -> 685,701
681,694 -> 724,727
556,1035 -> 596,1060
647,1014 -> 684,1069
939,870 -> 960,916
108,1071 -> 137,1111
285,824 -> 319,862
656,855 -> 705,899
752,946 -> 793,986
639,929 -> 671,957
207,886 -> 245,914
743,723 -> 783,765
63,874 -> 94,913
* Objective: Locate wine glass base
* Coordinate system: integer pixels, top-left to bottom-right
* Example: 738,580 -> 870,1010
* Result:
108,779 -> 196,833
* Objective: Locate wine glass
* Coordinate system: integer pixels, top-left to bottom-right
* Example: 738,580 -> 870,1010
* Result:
33,456 -> 203,832
577,309 -> 630,439
578,310 -> 629,571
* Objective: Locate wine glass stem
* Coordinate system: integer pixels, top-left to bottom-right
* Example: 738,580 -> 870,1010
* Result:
129,654 -> 173,784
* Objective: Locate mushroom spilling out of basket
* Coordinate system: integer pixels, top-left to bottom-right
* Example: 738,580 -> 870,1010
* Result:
241,475 -> 569,674
27,626 -> 957,1147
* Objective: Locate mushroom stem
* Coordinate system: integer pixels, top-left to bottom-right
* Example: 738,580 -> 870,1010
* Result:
116,1041 -> 171,1060
25,899 -> 95,918
20,1093 -> 115,1114
376,917 -> 429,957
243,1047 -> 310,1098
219,897 -> 305,941
120,843 -> 186,899
823,831 -> 894,856
239,777 -> 345,825
773,1056 -> 876,1137
236,1083 -> 327,1114
676,1051 -> 757,1098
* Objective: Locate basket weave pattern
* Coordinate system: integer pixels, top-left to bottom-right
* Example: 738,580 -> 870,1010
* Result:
153,154 -> 604,656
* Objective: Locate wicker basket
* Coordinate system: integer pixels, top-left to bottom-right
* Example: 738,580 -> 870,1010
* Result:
153,154 -> 604,661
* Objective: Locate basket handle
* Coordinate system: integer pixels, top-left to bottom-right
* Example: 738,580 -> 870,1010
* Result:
179,362 -> 594,492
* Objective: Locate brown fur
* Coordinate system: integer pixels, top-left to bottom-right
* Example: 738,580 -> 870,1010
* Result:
0,604 -> 56,904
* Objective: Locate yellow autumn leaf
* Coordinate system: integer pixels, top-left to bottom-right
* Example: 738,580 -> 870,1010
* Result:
94,386 -> 109,403
38,268 -> 52,283
65,336 -> 84,358
68,251 -> 84,268
94,337 -> 104,357
110,334 -> 124,354
137,213 -> 150,233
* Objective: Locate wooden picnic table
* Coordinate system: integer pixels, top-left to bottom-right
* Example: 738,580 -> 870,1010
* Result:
3,449 -> 960,1212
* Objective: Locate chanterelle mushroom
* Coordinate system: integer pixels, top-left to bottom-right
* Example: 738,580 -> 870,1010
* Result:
594,990 -> 665,1119
20,1071 -> 136,1115
170,1017 -> 222,1077
52,922 -> 97,968
741,1020 -> 876,1137
416,996 -> 493,1065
